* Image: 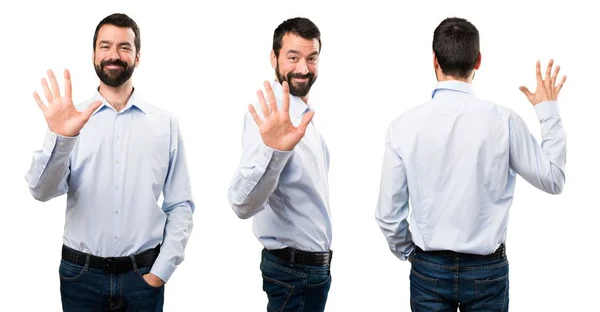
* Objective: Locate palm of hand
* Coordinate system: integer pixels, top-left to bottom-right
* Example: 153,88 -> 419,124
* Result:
33,69 -> 102,137
249,81 -> 314,151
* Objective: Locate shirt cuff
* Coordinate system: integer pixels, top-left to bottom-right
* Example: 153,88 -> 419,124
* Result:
258,143 -> 294,170
394,245 -> 415,261
534,101 -> 560,121
150,256 -> 177,283
43,130 -> 78,155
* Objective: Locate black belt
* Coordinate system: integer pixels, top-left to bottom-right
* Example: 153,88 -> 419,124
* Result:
415,243 -> 506,259
62,244 -> 161,274
266,247 -> 332,266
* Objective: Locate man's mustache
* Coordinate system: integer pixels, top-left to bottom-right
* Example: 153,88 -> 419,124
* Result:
100,59 -> 127,69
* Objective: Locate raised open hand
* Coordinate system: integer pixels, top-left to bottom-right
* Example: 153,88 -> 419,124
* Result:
248,81 -> 314,151
519,59 -> 567,106
33,69 -> 102,137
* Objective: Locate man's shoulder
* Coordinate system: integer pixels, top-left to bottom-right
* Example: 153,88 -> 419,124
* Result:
468,95 -> 513,117
386,96 -> 515,131
139,101 -> 178,120
387,99 -> 435,127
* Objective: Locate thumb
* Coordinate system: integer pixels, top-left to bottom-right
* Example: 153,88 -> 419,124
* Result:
83,100 -> 103,119
519,86 -> 533,98
297,110 -> 315,135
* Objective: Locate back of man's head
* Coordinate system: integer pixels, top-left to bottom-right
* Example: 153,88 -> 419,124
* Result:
433,17 -> 480,79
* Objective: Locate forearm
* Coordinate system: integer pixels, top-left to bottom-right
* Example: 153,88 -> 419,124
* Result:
375,126 -> 414,260
536,101 -> 567,192
228,143 -> 292,219
150,202 -> 193,283
25,130 -> 75,201
376,206 -> 414,260
510,101 -> 566,194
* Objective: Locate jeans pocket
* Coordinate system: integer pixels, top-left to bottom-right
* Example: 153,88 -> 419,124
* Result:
58,260 -> 86,281
307,266 -> 331,287
474,274 -> 509,311
135,267 -> 164,290
410,269 -> 443,311
305,272 -> 331,312
262,274 -> 295,312
307,272 -> 331,288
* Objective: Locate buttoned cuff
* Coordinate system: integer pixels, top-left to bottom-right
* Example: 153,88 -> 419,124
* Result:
150,256 -> 177,283
257,143 -> 294,170
43,130 -> 78,155
534,101 -> 560,121
394,245 -> 415,261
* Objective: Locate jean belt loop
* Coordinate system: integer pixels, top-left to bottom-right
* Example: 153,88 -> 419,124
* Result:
290,249 -> 295,267
83,254 -> 91,271
129,254 -> 139,272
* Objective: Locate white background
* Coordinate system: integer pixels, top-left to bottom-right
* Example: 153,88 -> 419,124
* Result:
1,0 -> 597,311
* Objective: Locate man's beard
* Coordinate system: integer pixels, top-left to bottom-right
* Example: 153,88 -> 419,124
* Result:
276,64 -> 317,97
94,58 -> 135,87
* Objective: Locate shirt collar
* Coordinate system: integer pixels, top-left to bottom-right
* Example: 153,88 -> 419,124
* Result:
91,87 -> 147,116
271,80 -> 311,118
431,80 -> 475,98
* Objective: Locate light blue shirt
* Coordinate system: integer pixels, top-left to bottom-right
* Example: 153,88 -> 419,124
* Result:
25,89 -> 195,282
227,81 -> 332,252
375,81 -> 566,260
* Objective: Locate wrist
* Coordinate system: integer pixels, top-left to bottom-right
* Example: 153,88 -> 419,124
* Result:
263,140 -> 295,152
154,275 -> 165,284
49,128 -> 78,138
145,273 -> 165,286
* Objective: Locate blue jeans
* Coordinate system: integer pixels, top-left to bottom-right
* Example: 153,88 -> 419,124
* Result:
410,246 -> 509,312
260,248 -> 332,312
59,258 -> 164,311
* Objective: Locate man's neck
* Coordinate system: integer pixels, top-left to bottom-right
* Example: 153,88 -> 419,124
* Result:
98,81 -> 134,112
436,72 -> 473,84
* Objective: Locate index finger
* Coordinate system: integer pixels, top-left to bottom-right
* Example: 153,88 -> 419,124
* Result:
64,69 -> 72,98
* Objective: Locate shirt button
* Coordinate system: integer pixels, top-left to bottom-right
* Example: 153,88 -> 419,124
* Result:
115,160 -> 120,164
115,186 -> 119,190
114,210 -> 118,215
113,235 -> 118,240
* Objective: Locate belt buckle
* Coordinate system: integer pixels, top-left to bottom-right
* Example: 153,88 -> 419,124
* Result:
104,257 -> 125,273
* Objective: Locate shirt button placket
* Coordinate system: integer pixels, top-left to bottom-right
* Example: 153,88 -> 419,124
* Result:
113,113 -> 121,248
